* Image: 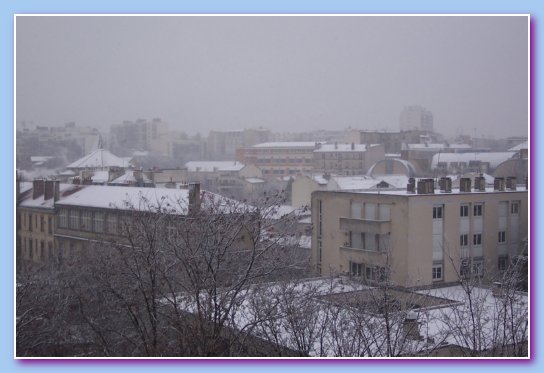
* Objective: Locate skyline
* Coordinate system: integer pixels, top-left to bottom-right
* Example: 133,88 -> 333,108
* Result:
16,15 -> 529,138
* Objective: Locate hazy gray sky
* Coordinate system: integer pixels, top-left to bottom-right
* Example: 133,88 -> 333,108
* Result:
16,15 -> 528,138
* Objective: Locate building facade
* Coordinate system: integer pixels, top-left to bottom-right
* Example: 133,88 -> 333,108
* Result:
237,142 -> 320,179
313,143 -> 385,175
311,181 -> 528,287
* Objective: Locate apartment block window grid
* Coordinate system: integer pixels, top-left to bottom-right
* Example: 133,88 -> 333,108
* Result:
432,263 -> 443,281
498,231 -> 506,244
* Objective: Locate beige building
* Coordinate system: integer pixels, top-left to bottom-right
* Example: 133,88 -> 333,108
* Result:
311,179 -> 528,287
313,143 -> 385,175
237,142 -> 319,179
17,179 -> 76,263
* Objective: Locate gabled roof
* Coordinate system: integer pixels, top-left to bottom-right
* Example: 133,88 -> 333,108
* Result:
66,149 -> 130,169
430,152 -> 516,170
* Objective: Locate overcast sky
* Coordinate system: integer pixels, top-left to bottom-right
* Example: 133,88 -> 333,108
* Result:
16,15 -> 528,138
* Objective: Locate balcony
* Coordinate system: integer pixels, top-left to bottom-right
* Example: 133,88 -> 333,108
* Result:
340,217 -> 391,235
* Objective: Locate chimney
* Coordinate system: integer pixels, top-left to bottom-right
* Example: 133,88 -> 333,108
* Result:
460,177 -> 471,192
403,311 -> 422,340
506,177 -> 517,191
188,182 -> 201,214
44,180 -> 54,200
351,142 -> 355,150
407,177 -> 416,193
334,141 -> 338,150
439,177 -> 452,193
32,179 -> 45,199
474,174 -> 486,192
494,177 -> 505,191
53,180 -> 60,202
417,178 -> 434,194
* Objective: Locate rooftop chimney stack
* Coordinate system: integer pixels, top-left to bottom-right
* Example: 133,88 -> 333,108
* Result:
460,177 -> 471,192
439,177 -> 452,193
44,179 -> 54,200
474,174 -> 486,192
403,311 -> 422,340
407,177 -> 416,193
494,177 -> 505,191
417,178 -> 434,194
188,182 -> 201,214
32,179 -> 45,199
506,177 -> 517,191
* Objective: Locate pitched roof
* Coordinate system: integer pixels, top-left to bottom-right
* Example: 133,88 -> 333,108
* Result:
66,149 -> 130,169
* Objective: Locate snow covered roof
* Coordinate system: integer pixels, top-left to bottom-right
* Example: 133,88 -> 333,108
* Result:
245,177 -> 265,184
314,144 -> 375,152
19,182 -> 33,194
109,170 -> 152,184
56,185 -> 247,215
252,142 -> 320,148
19,184 -> 78,210
508,141 -> 528,151
185,161 -> 245,172
66,149 -> 130,169
331,175 -> 380,190
367,158 -> 418,176
91,170 -> 109,183
430,152 -> 515,169
31,156 -> 53,163
375,175 -> 410,189
265,205 -> 310,220
312,174 -> 329,185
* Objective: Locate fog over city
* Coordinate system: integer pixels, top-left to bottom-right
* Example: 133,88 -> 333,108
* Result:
16,15 -> 528,138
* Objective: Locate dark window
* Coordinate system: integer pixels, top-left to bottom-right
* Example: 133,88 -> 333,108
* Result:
460,205 -> 469,217
433,206 -> 443,219
498,231 -> 506,243
473,233 -> 482,245
474,204 -> 483,217
432,265 -> 443,281
460,234 -> 468,246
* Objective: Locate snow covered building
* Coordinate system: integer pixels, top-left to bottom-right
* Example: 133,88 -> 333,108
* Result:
185,161 -> 263,199
313,143 -> 385,175
311,180 -> 528,287
236,142 -> 320,180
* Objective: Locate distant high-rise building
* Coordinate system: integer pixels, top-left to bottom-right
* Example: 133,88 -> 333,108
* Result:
399,106 -> 434,132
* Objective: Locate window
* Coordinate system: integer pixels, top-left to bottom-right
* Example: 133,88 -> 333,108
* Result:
432,265 -> 443,281
433,206 -> 443,219
81,210 -> 92,231
40,216 -> 44,232
106,214 -> 117,234
94,212 -> 104,233
460,234 -> 468,247
28,214 -> 32,232
366,266 -> 387,282
511,201 -> 520,215
58,209 -> 68,228
498,231 -> 506,243
473,204 -> 483,217
69,210 -> 79,230
498,256 -> 508,271
460,204 -> 469,217
48,216 -> 52,234
473,233 -> 482,246
350,262 -> 362,277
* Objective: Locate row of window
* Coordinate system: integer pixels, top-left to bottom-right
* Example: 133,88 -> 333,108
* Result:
459,231 -> 511,247
20,237 -> 53,261
349,261 -> 388,282
21,212 -> 53,234
58,208 -> 118,234
433,201 -> 520,220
